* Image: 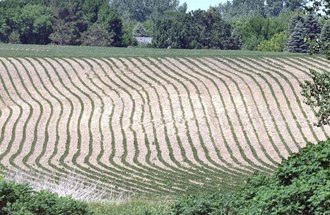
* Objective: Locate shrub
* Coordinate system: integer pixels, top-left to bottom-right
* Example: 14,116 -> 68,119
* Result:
166,140 -> 330,215
257,32 -> 288,52
0,178 -> 93,215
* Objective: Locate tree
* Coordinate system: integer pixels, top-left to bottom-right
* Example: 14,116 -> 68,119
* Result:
167,140 -> 330,214
81,23 -> 113,46
287,21 -> 308,52
257,32 -> 288,51
49,1 -> 88,45
321,21 -> 330,43
303,14 -> 321,40
301,70 -> 330,126
152,8 -> 241,50
109,0 -> 179,22
17,4 -> 53,44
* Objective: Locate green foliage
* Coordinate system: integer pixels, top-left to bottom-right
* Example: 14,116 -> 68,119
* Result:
287,21 -> 308,52
153,8 -> 241,50
166,140 -> 330,215
321,21 -> 330,43
0,1 -> 52,44
301,70 -> 330,126
90,198 -> 171,215
218,0 -> 304,18
109,0 -> 179,22
49,1 -> 88,45
0,179 -> 92,215
257,32 -> 288,52
81,23 -> 113,47
303,14 -> 321,41
17,4 -> 53,44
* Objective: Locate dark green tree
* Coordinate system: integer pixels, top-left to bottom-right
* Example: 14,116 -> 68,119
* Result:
81,23 -> 113,46
288,14 -> 304,34
303,14 -> 321,40
287,21 -> 308,52
17,4 -> 53,44
153,8 -> 241,50
321,20 -> 330,43
109,0 -> 179,22
49,0 -> 88,45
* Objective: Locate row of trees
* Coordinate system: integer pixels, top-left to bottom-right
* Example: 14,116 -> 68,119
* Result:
0,0 -> 329,53
152,8 -> 241,49
0,0 -> 138,46
287,15 -> 330,53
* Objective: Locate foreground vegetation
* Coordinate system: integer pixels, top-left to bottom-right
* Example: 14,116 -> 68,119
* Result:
167,140 -> 330,215
1,139 -> 329,215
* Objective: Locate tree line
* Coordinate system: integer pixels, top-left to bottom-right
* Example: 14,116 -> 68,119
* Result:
0,0 -> 329,53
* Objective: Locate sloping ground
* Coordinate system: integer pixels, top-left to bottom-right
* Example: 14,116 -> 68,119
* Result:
0,56 -> 329,198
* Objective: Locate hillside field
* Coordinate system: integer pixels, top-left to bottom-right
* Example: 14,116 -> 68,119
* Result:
0,44 -> 329,200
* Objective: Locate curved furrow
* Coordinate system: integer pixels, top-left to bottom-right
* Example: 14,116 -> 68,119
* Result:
73,59 -> 192,193
173,57 -> 276,171
112,58 -> 219,190
159,58 -> 271,173
8,58 -> 56,176
93,58 -> 241,190
49,58 -> 167,194
21,58 -> 67,175
246,58 -> 314,147
300,57 -> 329,72
123,58 -> 239,187
79,58 -> 193,194
167,58 -> 260,170
106,57 -> 230,191
186,57 -> 281,166
246,57 -> 326,147
167,58 -> 273,171
202,58 -> 285,163
236,58 -> 306,149
28,58 -> 141,195
5,58 -> 43,173
132,58 -> 247,187
135,58 -> 245,187
113,59 -> 198,173
277,57 -> 330,137
36,58 -> 143,195
224,58 -> 301,153
132,58 -> 203,170
314,56 -> 330,65
79,58 -> 179,193
0,105 -> 12,169
260,57 -> 326,142
106,58 -> 173,170
0,58 -> 35,173
216,58 -> 293,156
116,58 -> 184,170
64,58 -> 183,194
0,58 -> 66,186
148,57 -> 256,176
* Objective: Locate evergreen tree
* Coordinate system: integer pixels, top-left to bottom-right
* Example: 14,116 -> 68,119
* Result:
303,14 -> 321,40
288,14 -> 304,35
287,21 -> 308,52
321,21 -> 330,56
321,21 -> 330,43
49,1 -> 88,45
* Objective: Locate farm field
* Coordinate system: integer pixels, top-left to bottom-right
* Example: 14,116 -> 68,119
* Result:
0,46 -> 329,199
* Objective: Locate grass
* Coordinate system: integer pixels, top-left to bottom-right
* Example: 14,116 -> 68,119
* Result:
0,43 -> 308,58
89,197 -> 172,215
